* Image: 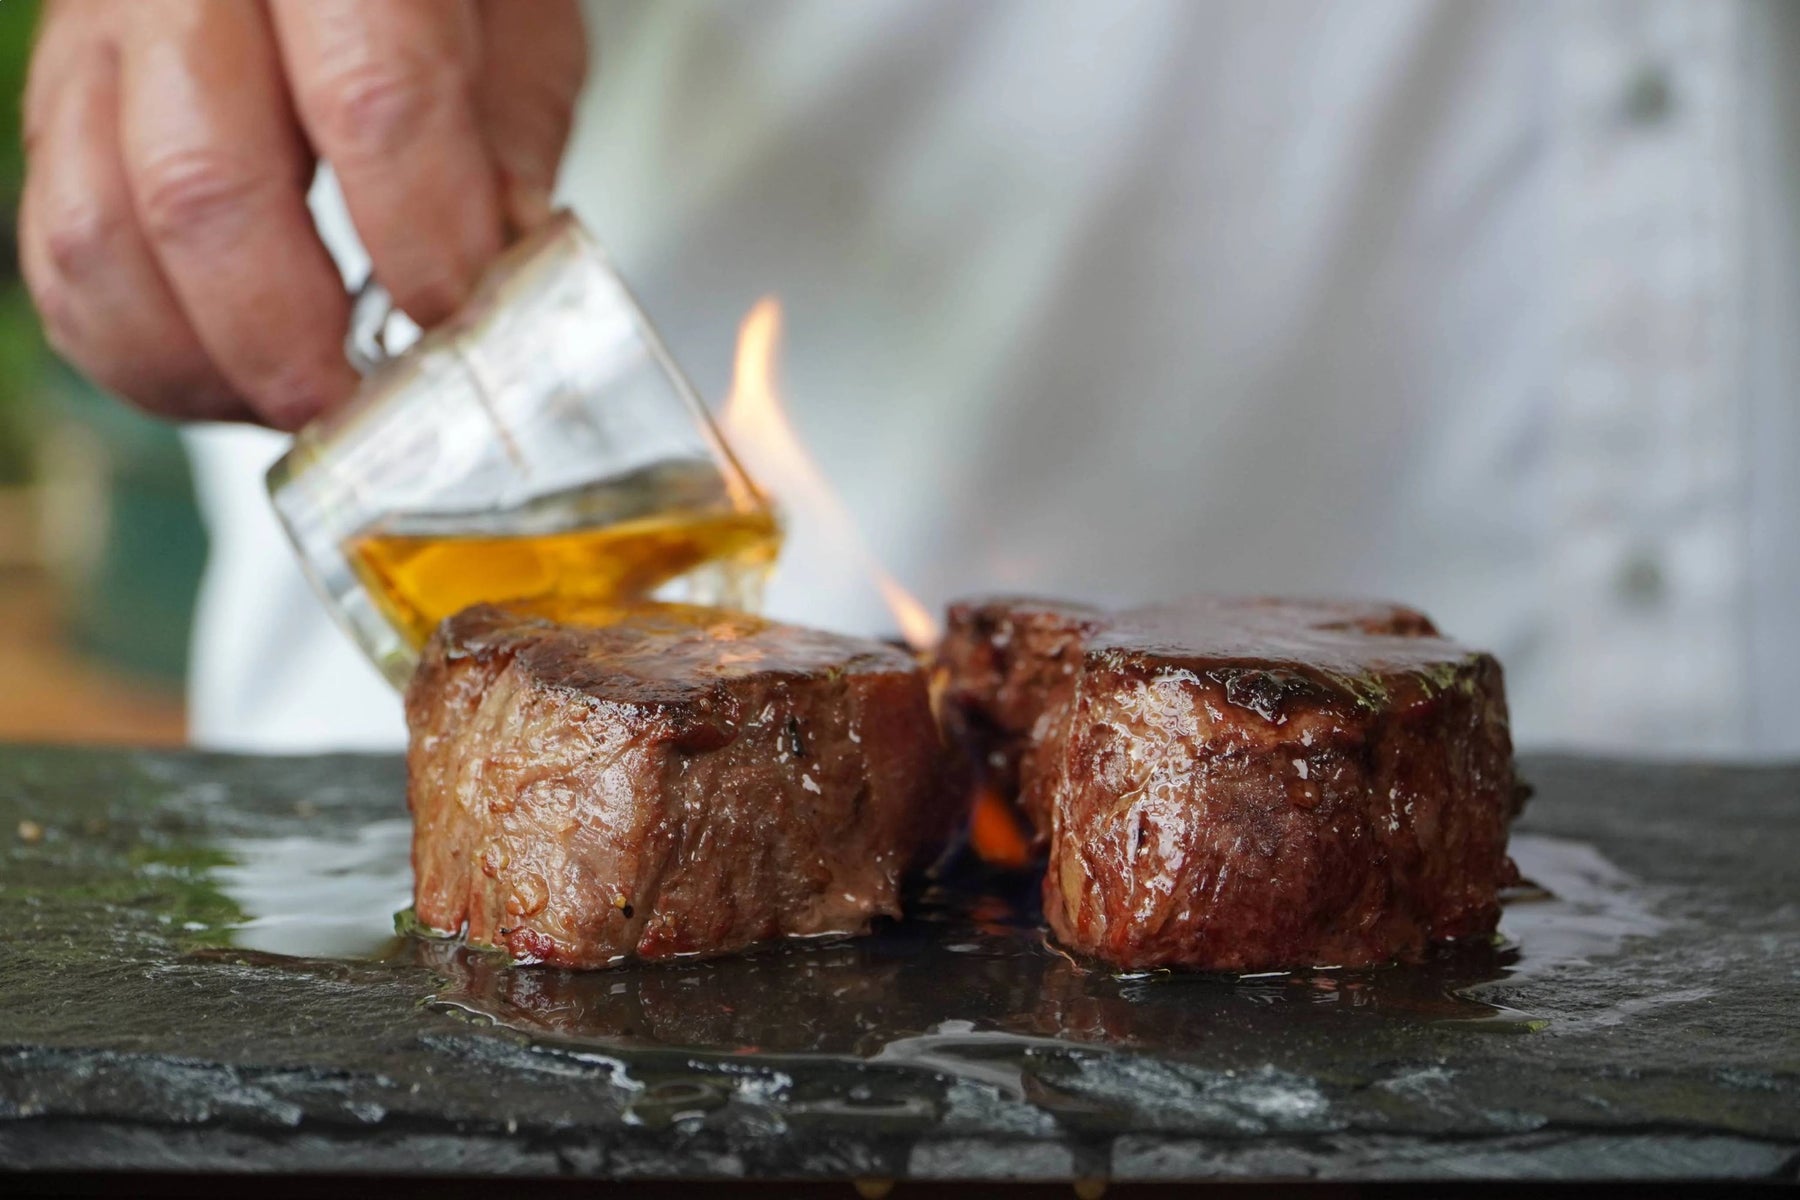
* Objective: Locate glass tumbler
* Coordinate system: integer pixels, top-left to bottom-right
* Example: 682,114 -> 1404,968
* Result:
267,212 -> 780,688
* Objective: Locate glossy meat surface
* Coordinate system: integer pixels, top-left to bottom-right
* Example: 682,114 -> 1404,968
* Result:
406,604 -> 952,968
937,596 -> 1519,972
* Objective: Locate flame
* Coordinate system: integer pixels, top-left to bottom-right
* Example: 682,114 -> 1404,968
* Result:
877,576 -> 940,652
968,784 -> 1033,869
720,297 -> 940,650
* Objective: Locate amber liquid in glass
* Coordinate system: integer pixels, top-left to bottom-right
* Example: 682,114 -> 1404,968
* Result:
343,462 -> 782,651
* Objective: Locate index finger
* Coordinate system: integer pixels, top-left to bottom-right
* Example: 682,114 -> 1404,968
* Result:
272,0 -> 504,327
116,0 -> 357,429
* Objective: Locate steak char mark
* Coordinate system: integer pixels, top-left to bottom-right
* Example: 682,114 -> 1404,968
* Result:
406,603 -> 953,968
937,596 -> 1518,972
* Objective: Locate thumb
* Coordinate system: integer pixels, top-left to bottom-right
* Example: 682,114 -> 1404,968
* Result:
475,0 -> 590,234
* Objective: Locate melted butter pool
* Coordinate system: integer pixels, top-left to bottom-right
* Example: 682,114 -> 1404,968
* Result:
216,818 -> 413,959
208,818 -> 1667,1065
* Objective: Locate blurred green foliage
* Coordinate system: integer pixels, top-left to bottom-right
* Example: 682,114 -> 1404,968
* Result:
0,0 -> 41,484
0,0 -> 33,185
0,0 -> 204,685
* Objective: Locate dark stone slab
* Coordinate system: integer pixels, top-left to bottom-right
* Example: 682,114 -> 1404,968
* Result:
1,747 -> 1796,1183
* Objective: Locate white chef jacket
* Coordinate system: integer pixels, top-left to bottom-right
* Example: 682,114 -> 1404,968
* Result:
184,0 -> 1800,757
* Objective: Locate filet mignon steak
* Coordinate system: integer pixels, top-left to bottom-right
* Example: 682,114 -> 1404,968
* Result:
406,603 -> 953,968
937,596 -> 1518,972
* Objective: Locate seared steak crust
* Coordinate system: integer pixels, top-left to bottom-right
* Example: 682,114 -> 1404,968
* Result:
937,596 -> 1517,972
406,604 -> 952,968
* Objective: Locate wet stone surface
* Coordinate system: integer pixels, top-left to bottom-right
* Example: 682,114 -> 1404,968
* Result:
0,747 -> 1796,1181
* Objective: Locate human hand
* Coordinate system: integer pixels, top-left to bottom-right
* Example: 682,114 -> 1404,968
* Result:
20,0 -> 588,429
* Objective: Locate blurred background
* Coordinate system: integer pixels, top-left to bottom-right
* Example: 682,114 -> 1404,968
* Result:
5,1 -> 1796,757
0,0 -> 200,745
